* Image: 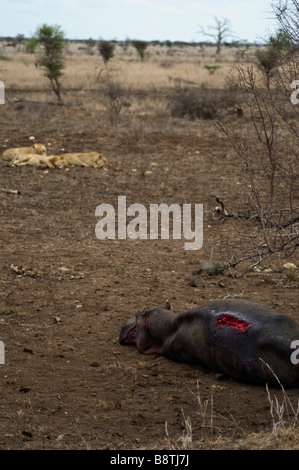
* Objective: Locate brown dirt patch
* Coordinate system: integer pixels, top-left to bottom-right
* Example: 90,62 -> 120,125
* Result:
0,89 -> 298,450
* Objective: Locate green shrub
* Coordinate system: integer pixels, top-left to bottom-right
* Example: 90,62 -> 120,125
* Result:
98,41 -> 115,63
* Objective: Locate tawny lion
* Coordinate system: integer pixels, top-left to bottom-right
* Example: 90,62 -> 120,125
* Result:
2,143 -> 47,162
61,152 -> 108,168
50,156 -> 69,168
12,154 -> 55,168
12,154 -> 72,169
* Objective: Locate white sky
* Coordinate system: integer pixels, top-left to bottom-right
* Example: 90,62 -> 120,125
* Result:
1,0 -> 278,43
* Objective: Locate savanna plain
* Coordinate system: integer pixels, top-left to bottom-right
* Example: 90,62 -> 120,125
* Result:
0,41 -> 298,450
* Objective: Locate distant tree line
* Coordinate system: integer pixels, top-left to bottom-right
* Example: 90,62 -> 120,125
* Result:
0,34 -> 264,52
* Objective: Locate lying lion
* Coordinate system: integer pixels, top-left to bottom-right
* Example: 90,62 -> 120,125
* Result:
61,152 -> 108,168
2,143 -> 47,162
12,154 -> 68,169
76,152 -> 108,167
50,156 -> 69,168
12,154 -> 55,168
5,147 -> 108,169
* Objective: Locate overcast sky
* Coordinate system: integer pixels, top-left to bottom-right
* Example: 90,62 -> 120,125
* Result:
1,0 -> 278,43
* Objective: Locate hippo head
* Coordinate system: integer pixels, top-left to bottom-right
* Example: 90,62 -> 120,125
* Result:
119,302 -> 174,355
119,312 -> 140,345
119,307 -> 151,346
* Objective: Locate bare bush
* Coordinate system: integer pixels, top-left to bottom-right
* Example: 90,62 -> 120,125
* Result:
168,84 -> 238,120
272,0 -> 299,46
98,76 -> 130,125
215,30 -> 299,271
255,45 -> 281,86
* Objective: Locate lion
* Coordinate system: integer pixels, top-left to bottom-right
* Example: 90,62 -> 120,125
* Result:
2,143 -> 47,162
61,152 -> 108,168
11,154 -> 71,169
12,154 -> 55,169
59,153 -> 90,167
76,152 -> 108,167
50,156 -> 69,168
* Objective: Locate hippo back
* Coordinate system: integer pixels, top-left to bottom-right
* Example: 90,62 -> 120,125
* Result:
164,299 -> 299,387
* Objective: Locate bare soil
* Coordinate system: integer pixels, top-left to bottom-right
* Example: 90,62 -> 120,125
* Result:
0,88 -> 298,450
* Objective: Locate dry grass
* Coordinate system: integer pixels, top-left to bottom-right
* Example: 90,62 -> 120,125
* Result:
164,379 -> 299,450
0,41 -> 252,92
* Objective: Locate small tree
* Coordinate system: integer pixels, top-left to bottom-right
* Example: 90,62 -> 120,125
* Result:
269,28 -> 294,52
255,28 -> 295,88
272,0 -> 299,46
131,40 -> 148,61
198,17 -> 233,55
5,37 -> 16,52
36,24 -> 66,104
15,34 -> 25,51
255,44 -> 281,87
25,37 -> 39,54
98,40 -> 115,63
204,64 -> 220,75
85,38 -> 96,55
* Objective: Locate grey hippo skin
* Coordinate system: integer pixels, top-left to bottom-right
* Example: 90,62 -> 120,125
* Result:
119,299 -> 299,388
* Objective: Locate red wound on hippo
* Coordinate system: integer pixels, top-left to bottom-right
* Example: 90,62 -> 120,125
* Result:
217,313 -> 253,331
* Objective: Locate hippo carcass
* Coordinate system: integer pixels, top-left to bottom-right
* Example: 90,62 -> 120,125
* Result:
119,299 -> 299,388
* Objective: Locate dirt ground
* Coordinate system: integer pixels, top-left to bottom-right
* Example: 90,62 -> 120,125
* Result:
0,85 -> 298,451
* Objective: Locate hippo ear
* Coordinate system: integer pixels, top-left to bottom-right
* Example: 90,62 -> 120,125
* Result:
142,307 -> 147,316
165,300 -> 171,310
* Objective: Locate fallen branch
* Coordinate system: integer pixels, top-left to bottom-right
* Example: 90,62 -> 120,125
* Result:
1,188 -> 21,194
